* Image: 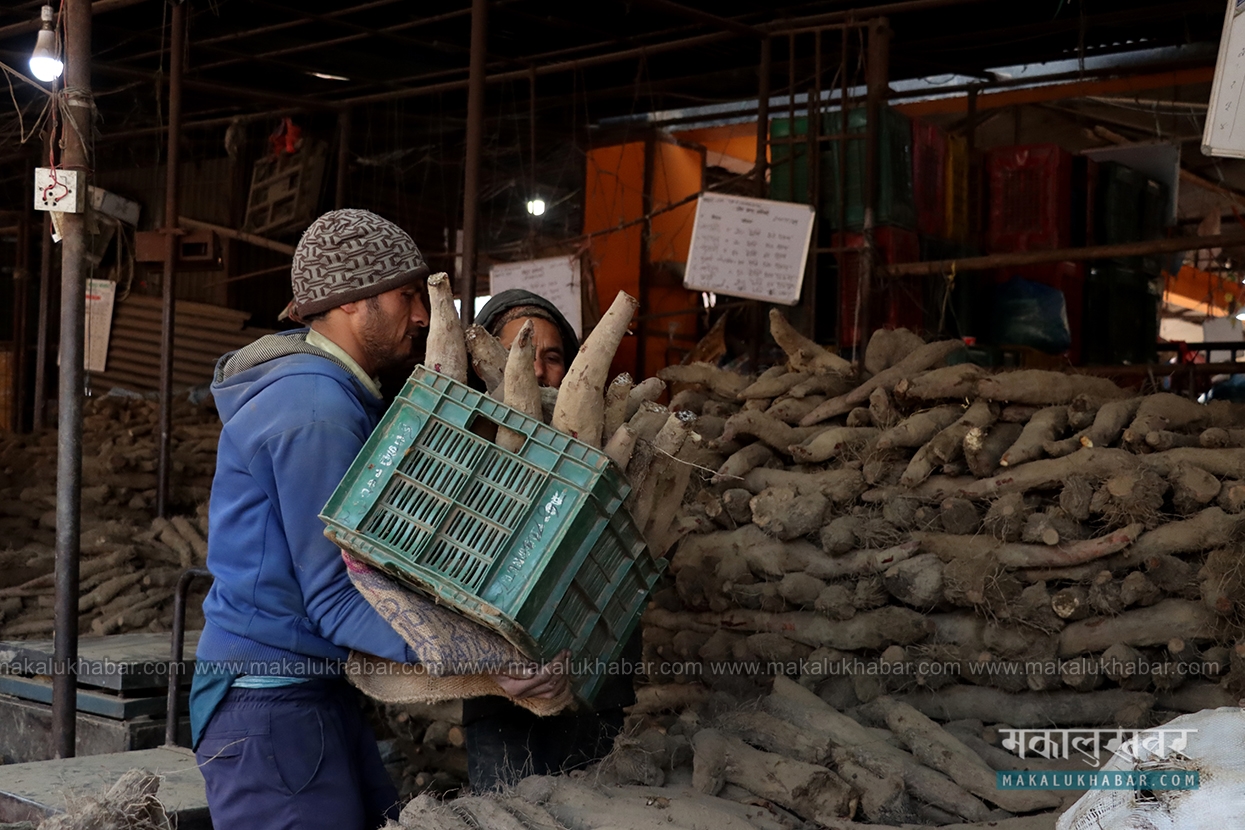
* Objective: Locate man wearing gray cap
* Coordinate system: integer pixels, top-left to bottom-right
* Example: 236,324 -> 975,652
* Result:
189,210 -> 567,829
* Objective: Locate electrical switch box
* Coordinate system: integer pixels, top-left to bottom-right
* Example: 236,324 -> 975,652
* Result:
34,167 -> 86,213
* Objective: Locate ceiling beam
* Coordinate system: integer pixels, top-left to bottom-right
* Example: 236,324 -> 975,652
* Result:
893,65 -> 1215,117
0,0 -> 146,42
625,0 -> 763,39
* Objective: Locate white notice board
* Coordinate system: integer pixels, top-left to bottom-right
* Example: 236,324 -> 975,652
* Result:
683,193 -> 815,306
489,255 -> 582,338
1204,0 -> 1245,158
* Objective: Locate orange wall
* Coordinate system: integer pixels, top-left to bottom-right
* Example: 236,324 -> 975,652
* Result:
583,137 -> 705,380
675,123 -> 761,168
583,142 -> 646,376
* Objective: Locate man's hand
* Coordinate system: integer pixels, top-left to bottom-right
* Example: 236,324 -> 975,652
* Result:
490,650 -> 570,700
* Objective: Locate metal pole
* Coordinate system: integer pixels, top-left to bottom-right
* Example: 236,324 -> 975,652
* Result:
459,0 -> 487,325
53,0 -> 94,759
156,1 -> 185,520
166,567 -> 211,747
335,108 -> 351,209
858,17 -> 890,360
638,136 -> 656,379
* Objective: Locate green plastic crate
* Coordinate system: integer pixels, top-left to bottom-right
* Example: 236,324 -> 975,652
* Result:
320,367 -> 665,704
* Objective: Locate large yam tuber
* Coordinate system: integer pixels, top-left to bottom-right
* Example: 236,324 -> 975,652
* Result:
739,367 -> 811,400
870,697 -> 1062,813
1058,599 -> 1222,656
498,321 -> 540,452
602,373 -> 634,439
691,728 -> 856,823
963,421 -> 1023,479
553,290 -> 638,446
717,410 -> 823,451
789,427 -> 879,463
768,309 -> 852,375
976,370 -> 1128,406
424,272 -> 468,383
900,401 -> 996,487
960,448 -> 1137,499
800,339 -> 966,425
876,405 -> 962,450
625,376 -> 667,420
464,324 -> 507,397
737,467 -> 866,500
998,406 -> 1067,467
715,443 -> 773,483
658,363 -> 748,400
1121,392 -> 1210,448
898,685 -> 1154,728
750,487 -> 827,541
1115,506 -> 1242,567
864,327 -> 926,376
893,363 -> 985,403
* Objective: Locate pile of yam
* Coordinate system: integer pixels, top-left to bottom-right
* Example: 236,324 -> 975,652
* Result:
0,392 -> 214,641
610,315 -> 1245,827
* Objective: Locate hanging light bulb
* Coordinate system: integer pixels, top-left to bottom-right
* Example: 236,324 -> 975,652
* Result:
526,198 -> 546,217
29,5 -> 63,83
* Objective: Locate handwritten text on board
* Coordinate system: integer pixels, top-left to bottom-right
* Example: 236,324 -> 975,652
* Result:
683,193 -> 815,306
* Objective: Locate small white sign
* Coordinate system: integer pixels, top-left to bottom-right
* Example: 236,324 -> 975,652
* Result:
1204,0 -> 1245,157
683,192 -> 815,306
489,255 -> 582,338
85,279 -> 116,373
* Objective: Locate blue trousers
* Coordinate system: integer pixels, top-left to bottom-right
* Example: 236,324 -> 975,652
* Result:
194,680 -> 400,830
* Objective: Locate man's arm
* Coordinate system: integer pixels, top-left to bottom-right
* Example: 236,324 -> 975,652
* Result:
261,415 -> 417,664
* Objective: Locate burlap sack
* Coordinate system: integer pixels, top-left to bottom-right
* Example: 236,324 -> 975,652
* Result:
342,553 -> 573,716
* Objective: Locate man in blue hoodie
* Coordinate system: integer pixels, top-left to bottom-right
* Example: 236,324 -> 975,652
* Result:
191,210 -> 565,830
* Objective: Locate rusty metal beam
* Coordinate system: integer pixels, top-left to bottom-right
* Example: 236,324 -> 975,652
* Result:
881,233 -> 1245,279
0,0 -> 144,42
627,0 -> 762,38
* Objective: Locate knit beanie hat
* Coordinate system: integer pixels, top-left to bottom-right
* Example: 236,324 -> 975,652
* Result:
290,209 -> 430,318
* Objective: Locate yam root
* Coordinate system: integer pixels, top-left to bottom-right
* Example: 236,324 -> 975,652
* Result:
553,290 -> 638,446
464,325 -> 507,397
498,320 -> 540,452
769,309 -> 852,375
691,728 -> 856,822
800,339 -> 966,426
424,272 -> 468,383
625,379 -> 668,425
901,401 -> 996,487
1122,392 -> 1210,448
893,364 -> 985,403
602,373 -> 635,439
964,421 -> 1023,479
998,406 -> 1068,467
715,443 -> 773,484
977,370 -> 1128,406
870,697 -> 1061,813
658,363 -> 748,400
1058,599 -> 1223,656
864,327 -> 926,375
876,405 -> 962,450
790,427 -> 879,463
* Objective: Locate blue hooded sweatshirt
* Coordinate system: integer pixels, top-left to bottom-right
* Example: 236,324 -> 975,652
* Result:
190,330 -> 415,744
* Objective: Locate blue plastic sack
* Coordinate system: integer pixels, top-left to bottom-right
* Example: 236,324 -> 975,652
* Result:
992,276 -> 1071,354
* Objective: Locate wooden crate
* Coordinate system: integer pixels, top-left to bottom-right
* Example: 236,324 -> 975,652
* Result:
243,140 -> 327,236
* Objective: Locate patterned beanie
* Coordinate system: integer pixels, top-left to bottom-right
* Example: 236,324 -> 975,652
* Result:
290,209 -> 430,317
